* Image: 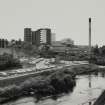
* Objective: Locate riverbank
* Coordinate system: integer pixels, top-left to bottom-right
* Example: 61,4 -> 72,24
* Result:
0,67 -> 76,104
0,64 -> 104,104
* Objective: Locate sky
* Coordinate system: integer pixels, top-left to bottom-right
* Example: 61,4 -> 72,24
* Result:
0,0 -> 105,46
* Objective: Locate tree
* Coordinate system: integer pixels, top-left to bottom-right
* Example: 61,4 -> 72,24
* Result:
61,38 -> 74,47
38,44 -> 55,58
101,46 -> 105,56
93,45 -> 100,55
20,42 -> 38,56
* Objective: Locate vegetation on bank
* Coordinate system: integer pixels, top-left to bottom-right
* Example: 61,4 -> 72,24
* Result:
0,63 -> 102,104
90,45 -> 105,65
0,63 -> 102,103
0,53 -> 22,71
0,69 -> 76,103
70,64 -> 100,75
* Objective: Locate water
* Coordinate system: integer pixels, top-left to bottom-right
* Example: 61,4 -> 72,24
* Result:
3,72 -> 105,105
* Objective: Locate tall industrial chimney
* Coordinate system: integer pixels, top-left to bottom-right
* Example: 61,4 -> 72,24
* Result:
89,18 -> 91,59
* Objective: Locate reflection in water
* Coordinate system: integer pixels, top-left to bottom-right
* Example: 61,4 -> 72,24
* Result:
89,102 -> 92,105
89,74 -> 91,88
3,72 -> 105,105
94,71 -> 105,78
88,74 -> 92,105
101,71 -> 105,77
94,72 -> 98,77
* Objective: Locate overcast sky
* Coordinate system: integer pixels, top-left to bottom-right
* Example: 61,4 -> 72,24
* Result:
0,0 -> 105,46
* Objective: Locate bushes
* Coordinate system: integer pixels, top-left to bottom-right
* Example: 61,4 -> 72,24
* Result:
0,53 -> 22,71
0,85 -> 22,98
90,55 -> 105,66
50,73 -> 75,94
0,69 -> 76,103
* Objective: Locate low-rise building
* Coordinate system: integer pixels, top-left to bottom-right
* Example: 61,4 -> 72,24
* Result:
0,39 -> 8,48
51,41 -> 89,55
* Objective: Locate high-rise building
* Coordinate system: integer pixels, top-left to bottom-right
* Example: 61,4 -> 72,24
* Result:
46,28 -> 51,45
32,31 -> 40,46
51,33 -> 56,42
32,28 -> 52,46
24,28 -> 53,46
39,28 -> 51,45
40,29 -> 47,44
24,28 -> 32,43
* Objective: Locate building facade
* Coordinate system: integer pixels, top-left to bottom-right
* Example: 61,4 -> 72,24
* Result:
24,28 -> 32,43
24,28 -> 53,46
51,33 -> 56,42
0,39 -> 8,48
32,31 -> 40,46
40,29 -> 47,44
39,28 -> 51,45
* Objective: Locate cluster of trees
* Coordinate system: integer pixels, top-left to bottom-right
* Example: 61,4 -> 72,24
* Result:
0,68 -> 76,103
61,38 -> 74,47
0,53 -> 22,70
92,45 -> 105,56
20,42 -> 38,56
91,45 -> 105,65
9,40 -> 39,57
38,44 -> 56,58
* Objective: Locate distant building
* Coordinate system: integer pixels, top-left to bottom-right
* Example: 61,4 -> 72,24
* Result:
51,40 -> 88,55
32,31 -> 40,46
52,41 -> 65,47
24,28 -> 32,43
51,33 -> 56,42
52,45 -> 88,55
24,28 -> 54,46
0,39 -> 8,48
39,28 -> 51,45
61,38 -> 74,47
32,28 -> 52,46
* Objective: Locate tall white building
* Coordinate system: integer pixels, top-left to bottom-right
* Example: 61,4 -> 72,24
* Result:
51,33 -> 56,42
40,29 -> 47,44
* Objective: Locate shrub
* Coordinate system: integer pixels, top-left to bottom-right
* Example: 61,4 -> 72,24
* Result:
0,54 -> 22,71
0,68 -> 76,103
0,85 -> 21,98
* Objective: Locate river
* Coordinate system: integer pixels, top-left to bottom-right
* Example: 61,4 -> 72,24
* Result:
3,72 -> 105,105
